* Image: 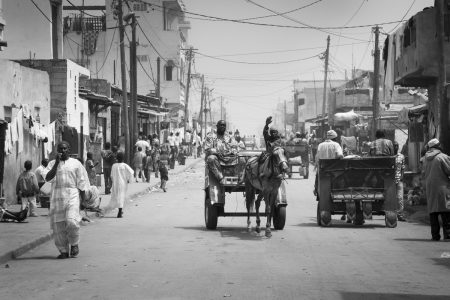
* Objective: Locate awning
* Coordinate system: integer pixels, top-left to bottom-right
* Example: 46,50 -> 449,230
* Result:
138,109 -> 168,116
408,103 -> 428,115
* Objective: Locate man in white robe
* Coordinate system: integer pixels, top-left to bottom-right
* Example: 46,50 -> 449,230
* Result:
46,141 -> 88,259
107,152 -> 134,218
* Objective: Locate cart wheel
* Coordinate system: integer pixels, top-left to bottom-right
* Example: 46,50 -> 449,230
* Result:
316,203 -> 321,226
319,210 -> 332,227
205,193 -> 218,230
273,206 -> 286,230
385,211 -> 397,228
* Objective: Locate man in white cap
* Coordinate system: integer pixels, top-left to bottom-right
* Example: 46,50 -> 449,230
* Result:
314,130 -> 343,197
315,130 -> 343,164
422,138 -> 450,241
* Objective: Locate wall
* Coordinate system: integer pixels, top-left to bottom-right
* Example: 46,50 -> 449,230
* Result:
0,0 -> 52,59
0,59 -> 51,203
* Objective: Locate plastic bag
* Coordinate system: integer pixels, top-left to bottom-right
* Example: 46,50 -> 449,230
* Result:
40,182 -> 52,196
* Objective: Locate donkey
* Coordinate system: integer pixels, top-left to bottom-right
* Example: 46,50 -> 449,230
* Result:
244,146 -> 289,237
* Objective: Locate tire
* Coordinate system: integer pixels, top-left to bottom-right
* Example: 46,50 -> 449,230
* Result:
205,194 -> 218,230
320,210 -> 332,227
385,211 -> 398,228
317,203 -> 321,226
273,206 -> 286,230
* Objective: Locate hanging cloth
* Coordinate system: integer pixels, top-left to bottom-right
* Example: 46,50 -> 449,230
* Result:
10,116 -> 18,145
17,108 -> 24,154
4,124 -> 12,155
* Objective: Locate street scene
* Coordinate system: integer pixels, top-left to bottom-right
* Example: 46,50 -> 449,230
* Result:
1,0 -> 450,299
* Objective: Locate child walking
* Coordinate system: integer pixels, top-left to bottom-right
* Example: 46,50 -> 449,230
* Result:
16,160 -> 40,217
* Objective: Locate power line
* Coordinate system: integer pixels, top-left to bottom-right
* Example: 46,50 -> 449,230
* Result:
135,21 -> 169,63
245,0 -> 367,42
29,0 -> 52,23
195,51 -> 320,65
239,0 -> 323,21
387,0 -> 417,34
141,0 -> 403,31
196,41 -> 369,58
65,0 -> 104,18
92,25 -> 118,75
124,30 -> 157,86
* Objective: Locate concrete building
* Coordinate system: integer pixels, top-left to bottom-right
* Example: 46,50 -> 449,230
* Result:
62,0 -> 191,132
0,59 -> 51,203
17,59 -> 91,160
292,79 -> 347,135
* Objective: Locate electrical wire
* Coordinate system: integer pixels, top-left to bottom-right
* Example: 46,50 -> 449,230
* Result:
66,0 -> 105,18
195,51 -> 320,65
387,0 -> 417,34
29,0 -> 52,23
140,0 -> 403,31
239,0 -> 323,22
124,30 -> 157,86
245,0 -> 369,42
92,25 -> 118,75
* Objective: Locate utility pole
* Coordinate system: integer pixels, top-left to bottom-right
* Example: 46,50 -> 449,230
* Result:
199,75 -> 205,136
118,0 -> 130,162
321,35 -> 330,139
129,13 -> 137,152
204,85 -> 207,137
372,26 -> 381,139
184,47 -> 194,132
156,57 -> 161,137
220,96 -> 223,120
284,99 -> 287,136
436,0 -> 449,152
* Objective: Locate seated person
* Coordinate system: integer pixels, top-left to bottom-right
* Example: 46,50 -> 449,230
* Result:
205,120 -> 237,185
263,116 -> 282,152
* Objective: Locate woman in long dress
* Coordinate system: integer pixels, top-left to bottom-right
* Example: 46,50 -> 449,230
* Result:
107,152 -> 134,218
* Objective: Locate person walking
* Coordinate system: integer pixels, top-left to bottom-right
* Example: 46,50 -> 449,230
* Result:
133,147 -> 146,182
393,141 -> 406,221
46,141 -> 89,259
159,139 -> 170,192
107,152 -> 134,218
143,149 -> 152,183
16,160 -> 40,217
422,138 -> 450,241
151,134 -> 160,178
101,142 -> 114,194
85,152 -> 98,186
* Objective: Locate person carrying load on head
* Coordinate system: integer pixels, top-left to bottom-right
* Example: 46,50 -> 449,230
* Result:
205,120 -> 237,185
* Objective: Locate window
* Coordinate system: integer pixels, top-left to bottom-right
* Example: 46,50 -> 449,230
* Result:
163,2 -> 178,31
165,65 -> 173,81
3,106 -> 12,123
165,60 -> 175,81
133,3 -> 147,12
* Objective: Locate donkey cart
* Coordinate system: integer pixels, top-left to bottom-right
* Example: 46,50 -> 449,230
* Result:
285,144 -> 309,179
316,156 -> 398,228
204,150 -> 287,231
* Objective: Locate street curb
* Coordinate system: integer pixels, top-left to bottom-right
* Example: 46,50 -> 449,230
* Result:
2,157 -> 203,264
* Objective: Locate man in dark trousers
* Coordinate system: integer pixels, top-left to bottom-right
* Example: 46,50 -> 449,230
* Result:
101,142 -> 113,194
422,138 -> 450,241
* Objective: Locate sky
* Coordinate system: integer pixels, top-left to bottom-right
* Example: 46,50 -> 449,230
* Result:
0,0 -> 435,136
183,0 -> 434,135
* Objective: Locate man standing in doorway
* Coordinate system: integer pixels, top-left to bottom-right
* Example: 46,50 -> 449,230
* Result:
46,141 -> 88,259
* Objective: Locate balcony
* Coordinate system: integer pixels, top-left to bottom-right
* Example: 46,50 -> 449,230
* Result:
391,5 -> 450,86
63,15 -> 106,34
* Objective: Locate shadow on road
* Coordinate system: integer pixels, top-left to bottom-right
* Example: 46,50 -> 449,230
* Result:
174,226 -> 268,241
15,255 -> 58,261
394,238 -> 434,242
295,218 -> 386,229
339,292 -> 449,300
431,257 -> 450,270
